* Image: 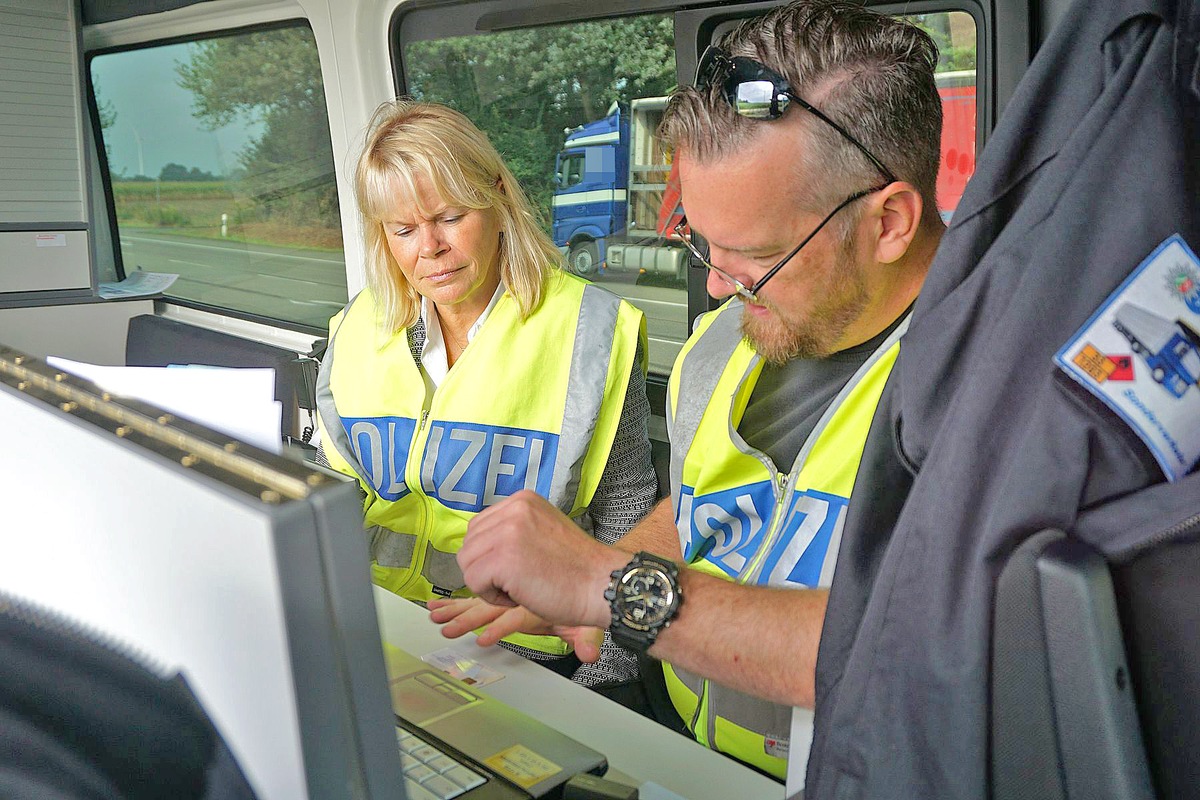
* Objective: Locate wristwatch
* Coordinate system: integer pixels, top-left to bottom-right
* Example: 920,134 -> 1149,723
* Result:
604,551 -> 683,653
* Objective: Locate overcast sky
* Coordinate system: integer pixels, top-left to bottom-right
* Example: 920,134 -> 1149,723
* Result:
90,42 -> 262,179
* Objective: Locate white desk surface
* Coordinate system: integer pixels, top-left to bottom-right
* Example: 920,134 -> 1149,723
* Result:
374,588 -> 786,800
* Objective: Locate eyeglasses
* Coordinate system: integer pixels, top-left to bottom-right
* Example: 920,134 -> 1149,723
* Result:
676,45 -> 897,303
695,45 -> 897,185
674,185 -> 884,304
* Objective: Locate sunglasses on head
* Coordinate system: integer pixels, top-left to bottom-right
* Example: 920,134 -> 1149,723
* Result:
694,45 -> 897,184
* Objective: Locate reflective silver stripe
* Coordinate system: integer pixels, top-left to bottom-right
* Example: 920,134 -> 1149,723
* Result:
371,529 -> 463,591
548,283 -> 620,512
666,665 -> 708,736
668,301 -> 744,508
708,682 -> 793,739
674,665 -> 704,695
744,312 -> 910,585
315,292 -> 372,487
421,546 -> 465,592
371,525 -> 416,568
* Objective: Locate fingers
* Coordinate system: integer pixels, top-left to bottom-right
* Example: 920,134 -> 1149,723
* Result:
475,606 -> 544,647
557,626 -> 604,664
429,597 -> 510,639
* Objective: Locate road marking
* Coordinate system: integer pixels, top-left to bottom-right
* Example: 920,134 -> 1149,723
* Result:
122,234 -> 344,264
288,299 -> 347,307
256,274 -> 327,287
621,296 -> 688,309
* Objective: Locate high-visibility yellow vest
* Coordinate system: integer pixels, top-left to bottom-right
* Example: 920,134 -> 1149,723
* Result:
664,298 -> 907,779
317,270 -> 645,655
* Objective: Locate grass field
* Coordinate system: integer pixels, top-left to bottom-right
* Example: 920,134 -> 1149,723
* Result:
112,180 -> 343,251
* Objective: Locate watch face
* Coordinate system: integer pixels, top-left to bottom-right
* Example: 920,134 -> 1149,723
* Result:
615,566 -> 677,631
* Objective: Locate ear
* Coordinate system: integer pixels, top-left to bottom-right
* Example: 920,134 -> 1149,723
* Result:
496,176 -> 506,195
868,182 -> 923,264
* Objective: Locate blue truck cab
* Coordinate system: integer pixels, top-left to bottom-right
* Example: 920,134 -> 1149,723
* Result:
553,102 -> 628,276
1113,302 -> 1200,398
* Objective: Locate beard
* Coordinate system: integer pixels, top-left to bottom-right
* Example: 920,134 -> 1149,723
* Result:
740,235 -> 868,363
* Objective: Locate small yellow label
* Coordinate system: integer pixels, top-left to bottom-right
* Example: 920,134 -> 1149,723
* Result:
483,745 -> 562,788
1073,343 -> 1117,383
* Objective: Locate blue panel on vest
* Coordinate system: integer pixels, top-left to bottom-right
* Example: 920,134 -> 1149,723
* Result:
676,481 -> 775,578
341,416 -> 417,501
421,421 -> 559,513
758,488 -> 849,587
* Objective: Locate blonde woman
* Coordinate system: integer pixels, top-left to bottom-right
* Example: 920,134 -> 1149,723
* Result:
316,100 -> 656,690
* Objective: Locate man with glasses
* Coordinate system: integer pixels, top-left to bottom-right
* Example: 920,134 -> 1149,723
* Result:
432,0 -> 946,787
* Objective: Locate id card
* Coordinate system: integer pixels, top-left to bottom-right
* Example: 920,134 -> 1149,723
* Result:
421,645 -> 504,687
1055,234 -> 1200,481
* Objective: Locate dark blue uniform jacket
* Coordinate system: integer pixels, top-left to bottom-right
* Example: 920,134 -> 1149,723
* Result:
807,0 -> 1200,796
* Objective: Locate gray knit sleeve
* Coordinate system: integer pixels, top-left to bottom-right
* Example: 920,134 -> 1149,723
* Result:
573,339 -> 658,688
586,338 -> 658,546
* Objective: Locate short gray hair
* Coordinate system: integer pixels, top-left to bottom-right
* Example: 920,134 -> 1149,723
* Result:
660,0 -> 942,220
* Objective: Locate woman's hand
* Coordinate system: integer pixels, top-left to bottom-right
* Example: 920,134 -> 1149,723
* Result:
428,596 -> 604,663
428,596 -> 546,641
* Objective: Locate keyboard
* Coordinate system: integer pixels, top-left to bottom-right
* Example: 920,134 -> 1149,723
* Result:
385,643 -> 602,799
395,717 -> 510,800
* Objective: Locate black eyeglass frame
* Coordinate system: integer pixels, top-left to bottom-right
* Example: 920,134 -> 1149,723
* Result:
674,185 -> 885,304
695,45 -> 898,185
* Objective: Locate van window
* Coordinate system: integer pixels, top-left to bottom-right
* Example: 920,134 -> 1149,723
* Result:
89,24 -> 347,330
400,7 -> 978,375
402,14 -> 684,375
912,10 -> 978,218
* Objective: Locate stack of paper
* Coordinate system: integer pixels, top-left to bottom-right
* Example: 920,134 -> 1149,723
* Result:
47,357 -> 282,454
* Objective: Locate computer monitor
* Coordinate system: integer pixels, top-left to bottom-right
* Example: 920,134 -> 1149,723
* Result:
0,344 -> 405,800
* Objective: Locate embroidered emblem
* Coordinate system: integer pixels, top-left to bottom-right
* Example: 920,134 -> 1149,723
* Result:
1055,234 -> 1200,481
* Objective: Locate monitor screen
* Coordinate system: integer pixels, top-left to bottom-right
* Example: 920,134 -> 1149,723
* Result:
0,345 -> 404,800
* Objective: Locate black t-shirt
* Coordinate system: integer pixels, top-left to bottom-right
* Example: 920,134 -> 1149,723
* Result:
737,315 -> 907,472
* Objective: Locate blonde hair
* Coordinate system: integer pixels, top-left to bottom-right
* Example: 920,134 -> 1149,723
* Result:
354,100 -> 563,332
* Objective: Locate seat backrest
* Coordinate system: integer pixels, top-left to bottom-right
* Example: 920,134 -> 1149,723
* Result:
1110,530 -> 1200,800
125,314 -> 306,437
991,529 -> 1155,800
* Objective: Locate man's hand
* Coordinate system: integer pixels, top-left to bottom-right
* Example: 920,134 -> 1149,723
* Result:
456,490 -> 628,631
428,597 -> 605,663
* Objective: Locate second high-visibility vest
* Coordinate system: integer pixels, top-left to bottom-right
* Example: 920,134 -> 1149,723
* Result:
317,270 -> 645,655
664,298 -> 907,779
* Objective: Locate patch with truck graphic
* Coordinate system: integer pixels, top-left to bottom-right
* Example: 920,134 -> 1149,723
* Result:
1055,234 -> 1200,481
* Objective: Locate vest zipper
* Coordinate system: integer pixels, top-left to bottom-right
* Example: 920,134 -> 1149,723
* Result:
394,401 -> 433,597
742,463 -> 794,585
699,382 -> 794,754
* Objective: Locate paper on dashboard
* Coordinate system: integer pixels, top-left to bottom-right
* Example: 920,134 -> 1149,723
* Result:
46,357 -> 282,454
97,271 -> 179,299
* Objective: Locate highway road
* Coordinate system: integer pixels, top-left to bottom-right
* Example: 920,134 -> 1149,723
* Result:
119,230 -> 689,375
119,231 -> 350,329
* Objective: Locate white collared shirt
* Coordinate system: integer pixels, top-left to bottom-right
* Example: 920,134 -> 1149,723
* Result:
418,282 -> 505,388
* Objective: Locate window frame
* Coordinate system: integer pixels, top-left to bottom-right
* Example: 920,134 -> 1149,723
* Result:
390,0 -> 1009,403
84,17 -> 341,337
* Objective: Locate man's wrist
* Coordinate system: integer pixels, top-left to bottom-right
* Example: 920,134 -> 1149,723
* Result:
602,551 -> 684,653
588,548 -> 636,628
